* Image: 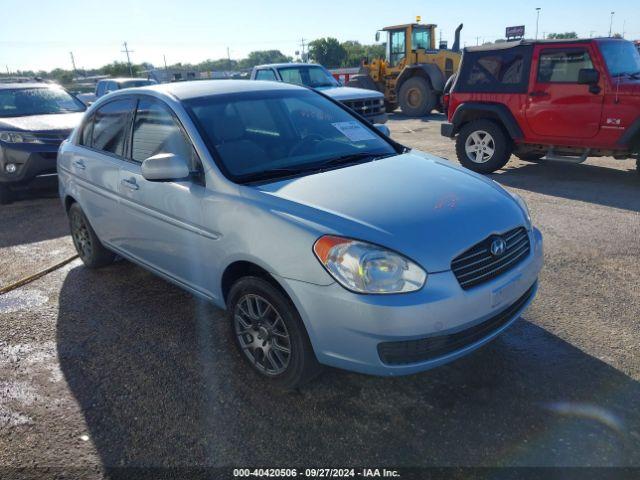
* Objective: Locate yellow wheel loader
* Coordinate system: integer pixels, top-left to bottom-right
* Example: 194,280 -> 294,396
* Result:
348,21 -> 463,117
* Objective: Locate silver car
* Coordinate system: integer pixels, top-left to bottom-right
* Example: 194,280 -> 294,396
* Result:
58,80 -> 543,388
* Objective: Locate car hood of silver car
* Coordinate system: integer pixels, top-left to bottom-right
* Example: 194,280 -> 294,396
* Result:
254,151 -> 527,273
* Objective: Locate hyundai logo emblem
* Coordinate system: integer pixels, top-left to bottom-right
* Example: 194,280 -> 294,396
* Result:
490,237 -> 507,257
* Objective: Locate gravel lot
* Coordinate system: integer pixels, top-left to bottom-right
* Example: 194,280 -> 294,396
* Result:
1,114 -> 639,476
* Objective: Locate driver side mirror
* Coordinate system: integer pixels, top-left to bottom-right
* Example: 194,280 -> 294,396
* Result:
578,68 -> 599,85
375,31 -> 380,42
141,153 -> 190,181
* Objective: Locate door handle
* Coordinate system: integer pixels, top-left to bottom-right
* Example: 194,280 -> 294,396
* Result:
73,159 -> 86,170
121,178 -> 139,191
529,91 -> 549,98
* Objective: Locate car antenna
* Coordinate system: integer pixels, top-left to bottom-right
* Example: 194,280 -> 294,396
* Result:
615,72 -> 621,104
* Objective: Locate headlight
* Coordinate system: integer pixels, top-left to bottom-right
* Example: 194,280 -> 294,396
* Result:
509,191 -> 532,230
313,235 -> 427,294
0,131 -> 43,144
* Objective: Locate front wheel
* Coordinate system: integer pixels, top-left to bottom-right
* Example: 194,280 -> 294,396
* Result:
398,77 -> 436,117
227,277 -> 322,389
455,120 -> 512,174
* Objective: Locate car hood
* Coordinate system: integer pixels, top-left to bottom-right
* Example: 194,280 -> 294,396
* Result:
254,151 -> 527,272
0,112 -> 85,133
316,85 -> 384,101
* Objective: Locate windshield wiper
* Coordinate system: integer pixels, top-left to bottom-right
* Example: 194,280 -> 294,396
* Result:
313,152 -> 396,170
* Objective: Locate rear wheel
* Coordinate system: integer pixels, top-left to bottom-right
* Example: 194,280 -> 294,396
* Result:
0,184 -> 12,205
456,120 -> 512,174
68,203 -> 116,268
227,277 -> 322,389
398,77 -> 436,117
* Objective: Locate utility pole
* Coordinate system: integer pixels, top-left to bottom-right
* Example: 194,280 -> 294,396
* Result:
476,36 -> 480,46
300,38 -> 307,62
609,12 -> 615,37
622,20 -> 626,38
121,41 -> 134,76
535,7 -> 541,40
227,47 -> 231,70
69,51 -> 77,77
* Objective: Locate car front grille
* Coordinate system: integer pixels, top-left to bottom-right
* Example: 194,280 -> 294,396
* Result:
451,227 -> 530,290
377,283 -> 536,365
342,98 -> 385,118
33,131 -> 70,145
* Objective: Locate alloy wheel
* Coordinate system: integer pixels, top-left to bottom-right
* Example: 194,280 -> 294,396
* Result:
70,211 -> 93,260
465,130 -> 496,164
234,294 -> 291,376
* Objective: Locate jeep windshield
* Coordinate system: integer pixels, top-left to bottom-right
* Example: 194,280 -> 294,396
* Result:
186,89 -> 396,183
599,41 -> 640,78
276,66 -> 339,88
0,87 -> 86,118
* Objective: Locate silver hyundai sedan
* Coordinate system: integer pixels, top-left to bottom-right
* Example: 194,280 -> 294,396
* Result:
58,80 -> 543,388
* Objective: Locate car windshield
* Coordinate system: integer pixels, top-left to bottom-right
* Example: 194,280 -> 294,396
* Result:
0,87 -> 86,117
120,80 -> 157,88
599,41 -> 640,77
186,89 -> 396,183
277,66 -> 338,88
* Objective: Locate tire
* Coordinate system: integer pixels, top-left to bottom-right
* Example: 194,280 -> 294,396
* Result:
398,77 -> 437,117
68,202 -> 116,268
346,74 -> 379,92
0,184 -> 12,205
227,276 -> 322,389
455,120 -> 512,174
516,152 -> 545,161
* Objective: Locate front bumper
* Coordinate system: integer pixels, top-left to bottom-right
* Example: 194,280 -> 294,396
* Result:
0,143 -> 60,190
279,227 -> 543,376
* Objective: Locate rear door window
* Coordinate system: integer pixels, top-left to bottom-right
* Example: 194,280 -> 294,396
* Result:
91,99 -> 135,156
537,49 -> 593,83
458,46 -> 532,93
255,69 -> 277,81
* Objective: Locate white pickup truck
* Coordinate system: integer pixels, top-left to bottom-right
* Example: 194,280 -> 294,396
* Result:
250,63 -> 387,124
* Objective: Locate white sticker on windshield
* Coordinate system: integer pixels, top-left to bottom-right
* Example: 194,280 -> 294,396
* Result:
331,121 -> 377,142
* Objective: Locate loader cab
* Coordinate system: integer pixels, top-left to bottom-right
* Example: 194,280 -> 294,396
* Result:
381,24 -> 437,67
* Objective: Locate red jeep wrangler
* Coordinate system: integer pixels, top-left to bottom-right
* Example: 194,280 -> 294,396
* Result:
441,38 -> 640,174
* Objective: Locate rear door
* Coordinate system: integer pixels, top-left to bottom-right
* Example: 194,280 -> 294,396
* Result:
117,96 -> 213,295
525,45 -> 604,138
70,98 -> 135,244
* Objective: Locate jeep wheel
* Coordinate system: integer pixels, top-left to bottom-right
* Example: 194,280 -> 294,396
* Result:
0,184 -> 12,205
456,120 -> 512,174
398,77 -> 436,117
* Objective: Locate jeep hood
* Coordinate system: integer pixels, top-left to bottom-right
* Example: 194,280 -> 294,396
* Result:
255,152 -> 527,272
316,85 -> 384,102
0,112 -> 84,133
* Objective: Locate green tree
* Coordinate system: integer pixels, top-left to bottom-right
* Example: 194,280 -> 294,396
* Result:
546,32 -> 578,39
308,37 -> 347,68
238,50 -> 292,69
100,61 -> 140,77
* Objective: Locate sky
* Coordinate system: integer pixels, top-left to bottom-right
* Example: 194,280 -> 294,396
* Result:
1,0 -> 639,73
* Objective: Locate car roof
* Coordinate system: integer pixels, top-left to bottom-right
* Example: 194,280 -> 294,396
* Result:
382,23 -> 436,31
123,79 -> 308,100
0,82 -> 60,90
98,77 -> 152,84
254,63 -> 325,69
464,37 -> 625,53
